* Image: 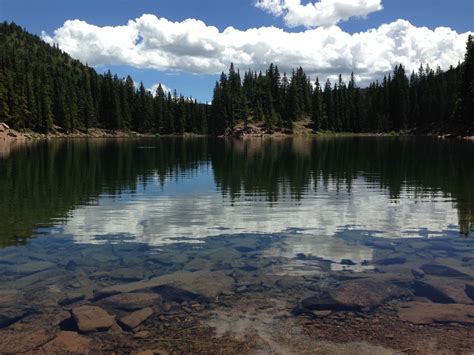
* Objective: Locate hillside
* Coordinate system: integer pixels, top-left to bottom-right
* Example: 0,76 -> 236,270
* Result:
0,22 -> 209,135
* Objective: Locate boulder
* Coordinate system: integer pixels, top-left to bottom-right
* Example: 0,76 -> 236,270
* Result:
98,292 -> 162,311
299,279 -> 405,312
119,307 -> 154,330
71,305 -> 115,333
398,301 -> 474,324
98,271 -> 235,300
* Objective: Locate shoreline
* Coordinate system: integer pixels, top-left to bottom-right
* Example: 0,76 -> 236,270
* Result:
1,122 -> 473,145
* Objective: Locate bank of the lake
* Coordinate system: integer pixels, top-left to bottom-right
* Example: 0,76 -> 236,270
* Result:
2,120 -> 473,147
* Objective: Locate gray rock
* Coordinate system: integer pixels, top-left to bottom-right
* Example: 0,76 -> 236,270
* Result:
4,261 -> 56,276
110,268 -> 145,282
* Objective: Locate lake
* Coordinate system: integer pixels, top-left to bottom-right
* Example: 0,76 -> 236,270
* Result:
0,137 -> 473,353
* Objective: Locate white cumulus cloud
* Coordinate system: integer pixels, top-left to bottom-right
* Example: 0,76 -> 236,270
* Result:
42,14 -> 471,86
255,0 -> 383,28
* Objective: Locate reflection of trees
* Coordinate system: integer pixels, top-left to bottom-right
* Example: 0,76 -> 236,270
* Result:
211,137 -> 473,235
0,138 -> 208,246
0,137 -> 472,247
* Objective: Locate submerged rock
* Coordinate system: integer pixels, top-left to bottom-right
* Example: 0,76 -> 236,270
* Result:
299,279 -> 406,312
0,290 -> 32,328
0,330 -> 53,353
398,301 -> 474,325
71,305 -> 115,333
420,264 -> 469,277
119,307 -> 154,330
412,277 -> 474,304
0,290 -> 23,307
98,292 -> 162,311
38,331 -> 101,354
97,271 -> 235,300
373,257 -> 406,265
4,261 -> 57,275
59,292 -> 87,306
0,307 -> 32,328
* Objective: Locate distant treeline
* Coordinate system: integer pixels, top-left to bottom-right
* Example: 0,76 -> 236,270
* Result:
211,36 -> 473,135
0,21 -> 473,136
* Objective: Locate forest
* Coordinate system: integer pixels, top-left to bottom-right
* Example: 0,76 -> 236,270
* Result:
0,21 -> 473,136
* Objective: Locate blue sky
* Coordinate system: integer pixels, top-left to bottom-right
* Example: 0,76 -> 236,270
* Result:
1,0 -> 473,102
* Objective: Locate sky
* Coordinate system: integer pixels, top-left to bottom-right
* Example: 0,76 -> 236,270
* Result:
1,0 -> 473,102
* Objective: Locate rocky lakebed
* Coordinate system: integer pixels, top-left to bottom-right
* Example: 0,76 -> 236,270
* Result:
0,230 -> 473,354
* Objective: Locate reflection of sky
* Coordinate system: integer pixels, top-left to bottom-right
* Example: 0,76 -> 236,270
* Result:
58,165 -> 460,248
264,233 -> 374,272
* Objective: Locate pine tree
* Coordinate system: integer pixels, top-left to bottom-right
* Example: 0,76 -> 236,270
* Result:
311,77 -> 326,131
455,34 -> 474,134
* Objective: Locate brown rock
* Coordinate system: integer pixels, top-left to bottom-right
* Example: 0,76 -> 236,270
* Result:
413,276 -> 474,304
72,305 -> 115,333
133,330 -> 150,338
0,290 -> 23,307
312,310 -> 332,318
59,292 -> 86,306
98,271 -> 235,300
133,348 -> 168,355
0,330 -> 53,353
398,301 -> 474,324
0,307 -> 31,328
119,307 -> 154,330
300,279 -> 406,312
99,292 -> 162,311
420,264 -> 468,277
411,268 -> 425,278
38,331 -> 100,354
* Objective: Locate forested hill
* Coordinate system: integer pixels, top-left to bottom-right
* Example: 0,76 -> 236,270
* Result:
0,22 -> 473,136
0,22 -> 210,134
211,35 -> 473,136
